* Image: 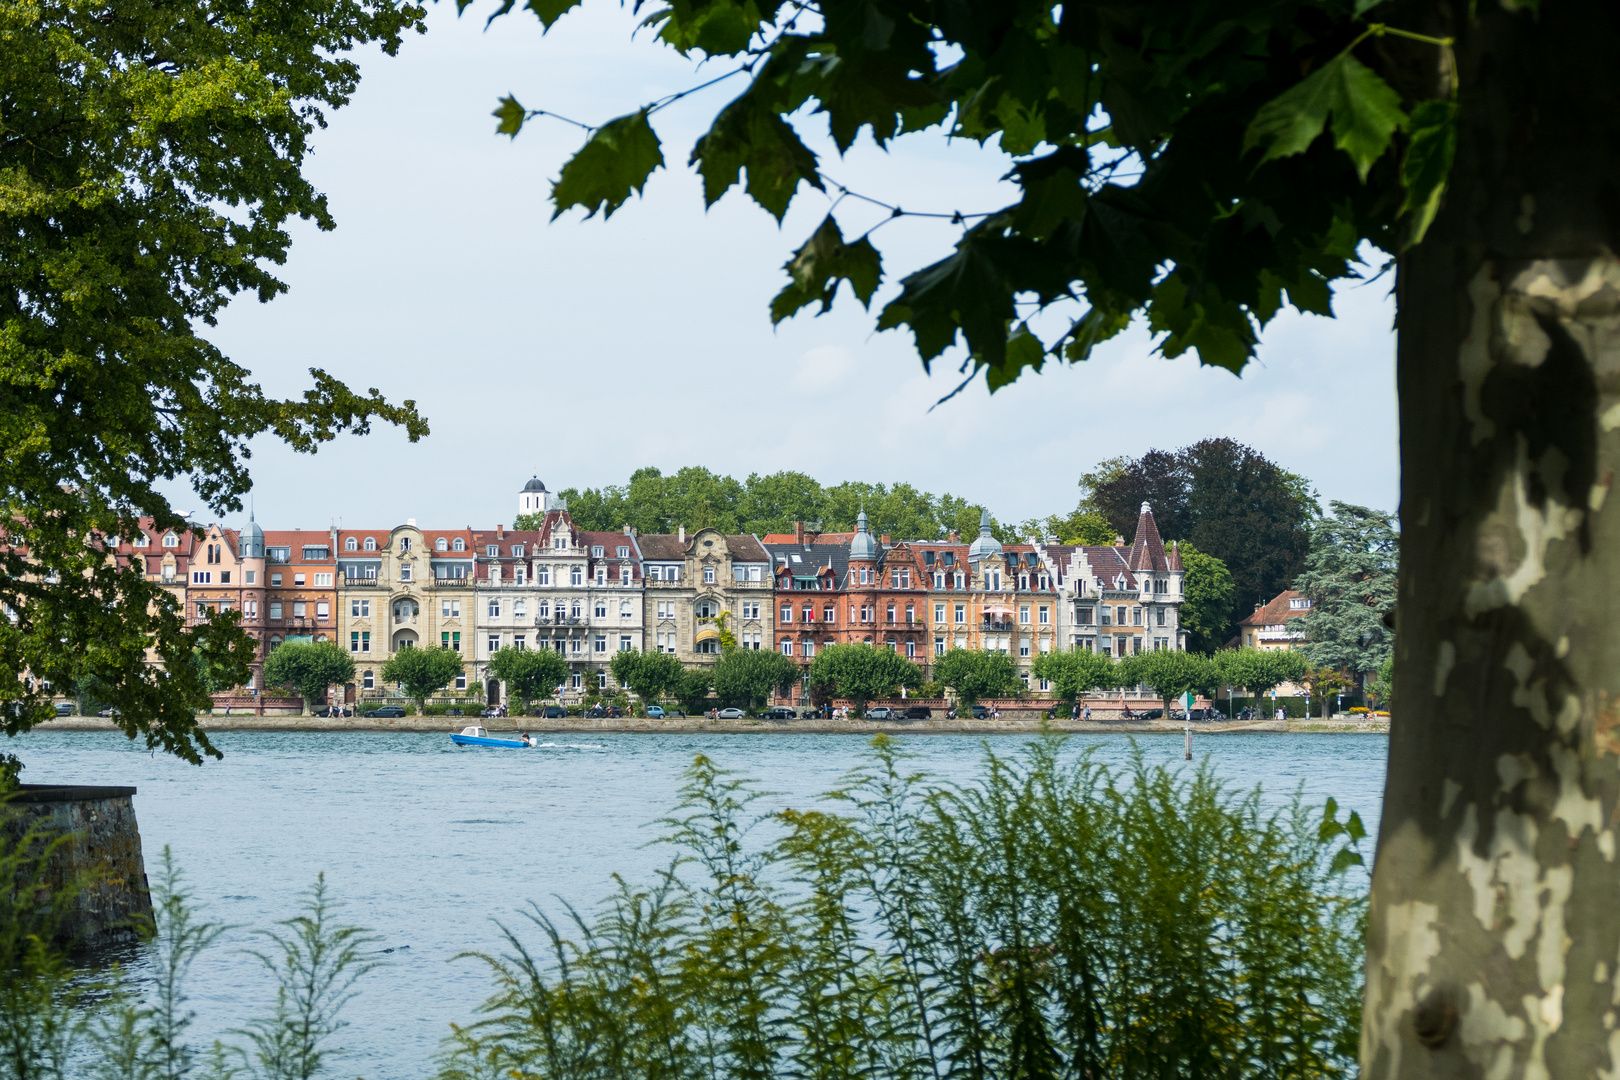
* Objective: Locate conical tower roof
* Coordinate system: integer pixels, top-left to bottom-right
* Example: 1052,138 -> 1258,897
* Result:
849,509 -> 878,560
1127,502 -> 1169,572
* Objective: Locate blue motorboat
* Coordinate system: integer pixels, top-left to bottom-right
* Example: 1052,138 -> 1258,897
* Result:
451,725 -> 531,748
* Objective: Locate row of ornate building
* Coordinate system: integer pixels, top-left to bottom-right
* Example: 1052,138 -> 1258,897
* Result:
114,477 -> 1189,706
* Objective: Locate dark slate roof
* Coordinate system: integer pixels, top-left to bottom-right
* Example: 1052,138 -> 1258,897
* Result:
636,535 -> 687,560
766,541 -> 850,589
1127,503 -> 1170,573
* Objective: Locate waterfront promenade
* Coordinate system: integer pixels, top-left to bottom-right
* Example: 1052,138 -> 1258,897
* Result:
36,714 -> 1387,736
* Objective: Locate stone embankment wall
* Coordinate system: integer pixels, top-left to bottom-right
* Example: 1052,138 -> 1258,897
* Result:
5,784 -> 152,948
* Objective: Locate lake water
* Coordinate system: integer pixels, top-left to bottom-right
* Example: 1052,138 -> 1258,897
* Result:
14,730 -> 1390,1078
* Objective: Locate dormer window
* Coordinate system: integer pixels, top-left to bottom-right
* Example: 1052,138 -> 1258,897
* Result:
554,537 -> 567,550
592,546 -> 605,557
163,533 -> 178,547
364,537 -> 376,551
436,538 -> 448,551
487,545 -> 500,557
134,533 -> 149,547
1289,597 -> 1311,609
345,537 -> 357,551
512,545 -> 524,558
617,546 -> 629,558
453,538 -> 466,551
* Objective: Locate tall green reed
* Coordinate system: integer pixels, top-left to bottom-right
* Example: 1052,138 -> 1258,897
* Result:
444,736 -> 1367,1080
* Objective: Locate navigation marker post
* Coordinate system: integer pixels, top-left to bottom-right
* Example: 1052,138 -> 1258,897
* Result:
1184,690 -> 1194,760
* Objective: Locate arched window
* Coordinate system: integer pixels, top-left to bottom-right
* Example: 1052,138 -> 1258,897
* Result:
594,600 -> 607,618
345,537 -> 357,551
620,602 -> 632,618
452,537 -> 465,551
363,537 -> 376,551
435,537 -> 447,551
362,670 -> 374,690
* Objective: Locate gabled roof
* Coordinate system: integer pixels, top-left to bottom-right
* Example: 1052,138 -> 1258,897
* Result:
1238,589 -> 1310,628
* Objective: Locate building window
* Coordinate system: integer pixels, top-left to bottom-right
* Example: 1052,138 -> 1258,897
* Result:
364,537 -> 376,551
781,606 -> 792,623
954,604 -> 965,623
1019,605 -> 1030,624
935,603 -> 945,623
352,599 -> 368,617
1019,641 -> 1031,658
1040,606 -> 1050,625
954,572 -> 965,589
513,635 -> 525,650
861,605 -> 873,622
314,573 -> 332,587
570,567 -> 582,586
617,546 -> 629,558
704,566 -> 716,584
571,601 -> 583,618
488,599 -> 500,617
1132,607 -> 1143,626
935,637 -> 946,655
453,538 -> 466,552
780,640 -> 793,656
859,568 -> 870,585
400,565 -> 412,582
537,567 -> 550,586
512,600 -> 525,618
591,546 -> 604,557
363,670 -> 373,689
163,533 -> 178,547
192,571 -> 211,584
822,605 -> 834,624
293,602 -> 307,618
802,604 -> 814,623
905,640 -> 916,658
621,567 -> 632,586
218,571 -> 230,585
269,602 -> 282,619
244,570 -> 255,585
442,599 -> 459,618
362,631 -> 370,652
620,602 -> 632,619
570,673 -> 582,690
315,602 -> 329,619
1156,607 -> 1166,626
488,635 -> 500,653
886,603 -> 896,622
455,673 -> 466,690
594,635 -> 606,653
619,635 -> 632,651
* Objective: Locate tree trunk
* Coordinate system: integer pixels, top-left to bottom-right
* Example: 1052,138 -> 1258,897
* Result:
1364,4 -> 1620,1077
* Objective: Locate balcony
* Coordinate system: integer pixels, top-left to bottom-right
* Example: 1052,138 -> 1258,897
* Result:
341,577 -> 381,587
534,614 -> 584,626
981,620 -> 1016,632
883,619 -> 927,630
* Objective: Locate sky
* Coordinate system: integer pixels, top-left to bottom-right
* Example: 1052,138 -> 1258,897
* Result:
192,1 -> 1400,533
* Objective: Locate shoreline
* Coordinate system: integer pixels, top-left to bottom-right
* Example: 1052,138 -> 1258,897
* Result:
31,716 -> 1388,736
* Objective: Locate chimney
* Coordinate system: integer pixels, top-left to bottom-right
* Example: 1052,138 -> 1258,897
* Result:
880,534 -> 891,545
948,530 -> 960,543
623,523 -> 631,535
1115,534 -> 1125,545
794,520 -> 804,544
497,524 -> 505,538
406,518 -> 416,527
679,525 -> 686,543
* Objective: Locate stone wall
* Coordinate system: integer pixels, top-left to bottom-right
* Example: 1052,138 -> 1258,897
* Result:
6,785 -> 152,949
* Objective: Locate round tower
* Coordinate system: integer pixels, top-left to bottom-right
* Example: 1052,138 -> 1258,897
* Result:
518,476 -> 549,519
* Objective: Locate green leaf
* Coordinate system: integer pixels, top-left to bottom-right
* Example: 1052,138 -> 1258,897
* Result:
1062,304 -> 1131,362
770,215 -> 883,322
551,111 -> 664,221
691,92 -> 822,221
1245,52 -> 1407,181
1009,147 -> 1089,241
493,94 -> 526,138
1329,846 -> 1365,875
1346,809 -> 1367,842
1148,274 -> 1257,374
988,323 -> 1046,391
877,226 -> 1019,366
652,0 -> 766,57
1353,0 -> 1388,13
524,0 -> 581,28
1400,98 -> 1457,245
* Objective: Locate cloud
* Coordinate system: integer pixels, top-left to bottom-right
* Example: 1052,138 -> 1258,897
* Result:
789,346 -> 857,397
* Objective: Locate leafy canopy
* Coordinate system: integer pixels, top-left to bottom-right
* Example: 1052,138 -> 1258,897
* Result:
0,0 -> 426,773
1294,501 -> 1398,678
1120,649 -> 1220,711
380,646 -> 464,708
608,648 -> 687,704
490,646 -> 570,708
1031,650 -> 1117,702
808,643 -> 922,709
486,0 -> 1456,395
930,648 -> 1019,706
711,648 -> 801,712
1178,542 -> 1237,654
1213,646 -> 1310,699
262,642 -> 357,709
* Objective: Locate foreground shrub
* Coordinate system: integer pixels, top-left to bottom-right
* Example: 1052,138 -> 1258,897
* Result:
443,736 -> 1368,1080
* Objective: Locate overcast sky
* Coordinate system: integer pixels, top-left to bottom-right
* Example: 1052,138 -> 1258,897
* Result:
193,1 -> 1400,532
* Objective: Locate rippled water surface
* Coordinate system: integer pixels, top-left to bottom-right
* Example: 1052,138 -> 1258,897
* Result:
15,729 -> 1389,1078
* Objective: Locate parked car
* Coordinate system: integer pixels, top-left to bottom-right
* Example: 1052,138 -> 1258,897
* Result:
716,707 -> 746,719
865,706 -> 898,719
97,706 -> 121,718
312,705 -> 351,717
366,705 -> 407,718
646,705 -> 666,719
903,705 -> 932,719
1134,708 -> 1164,721
542,705 -> 567,718
949,703 -> 990,719
1185,707 -> 1225,722
763,707 -> 795,720
54,702 -> 75,717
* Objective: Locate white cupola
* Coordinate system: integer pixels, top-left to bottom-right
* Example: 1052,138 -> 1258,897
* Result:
518,476 -> 549,518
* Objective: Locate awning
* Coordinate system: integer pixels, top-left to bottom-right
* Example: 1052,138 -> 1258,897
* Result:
981,605 -> 1014,615
694,626 -> 721,643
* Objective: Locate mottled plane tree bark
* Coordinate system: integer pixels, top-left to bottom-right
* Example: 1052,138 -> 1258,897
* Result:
1366,4 -> 1620,1076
